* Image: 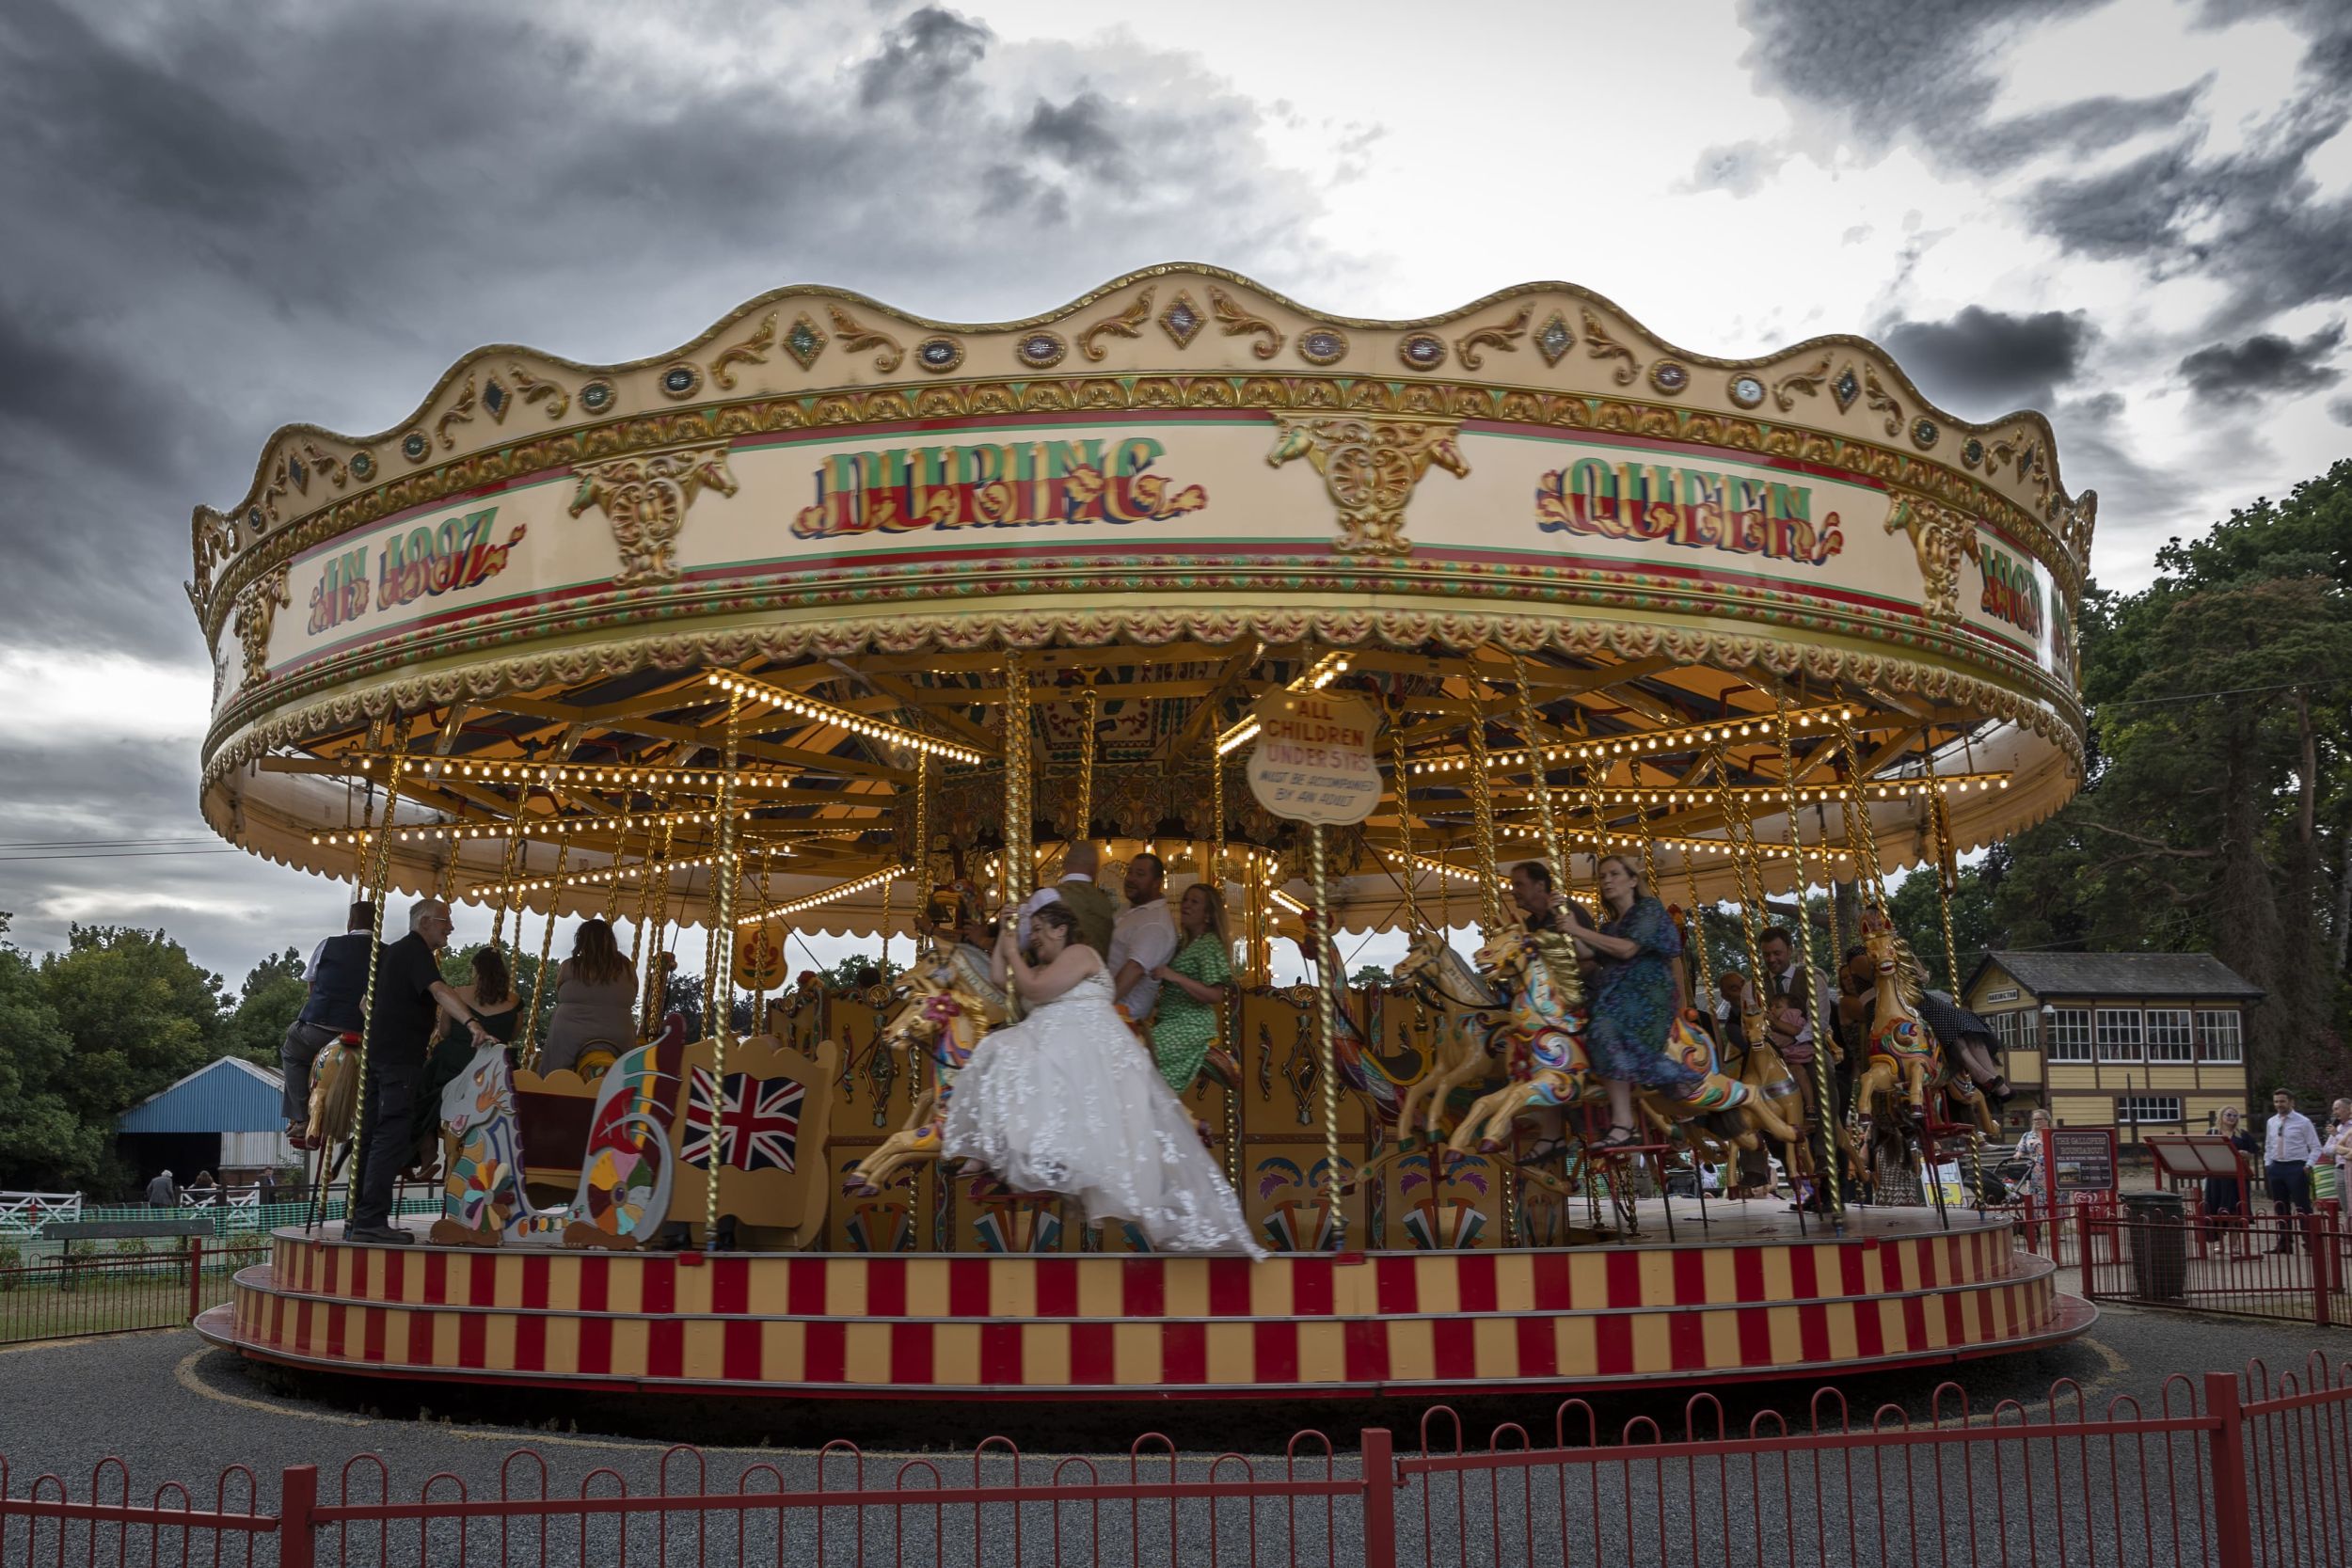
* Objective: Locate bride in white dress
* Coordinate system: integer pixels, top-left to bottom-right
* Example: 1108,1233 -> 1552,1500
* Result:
942,901 -> 1264,1257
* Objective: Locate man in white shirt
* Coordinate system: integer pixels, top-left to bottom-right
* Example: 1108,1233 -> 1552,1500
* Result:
2265,1087 -> 2321,1251
1017,840 -> 1113,956
1106,852 -> 1178,1020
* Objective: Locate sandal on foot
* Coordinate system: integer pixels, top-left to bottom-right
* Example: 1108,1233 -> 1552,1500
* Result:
1591,1123 -> 1642,1151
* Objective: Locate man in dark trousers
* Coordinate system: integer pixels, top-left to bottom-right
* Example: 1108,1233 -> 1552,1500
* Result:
279,901 -> 374,1148
346,898 -> 498,1244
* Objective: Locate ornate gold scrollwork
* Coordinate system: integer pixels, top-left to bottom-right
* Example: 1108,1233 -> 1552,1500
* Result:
1580,309 -> 1639,386
827,307 -> 905,373
506,364 -> 571,420
711,313 -> 778,389
1864,368 -> 1903,438
1208,286 -> 1282,358
1772,355 -> 1832,411
1455,305 -> 1530,371
1079,287 -> 1153,360
566,441 -> 739,587
231,565 -> 292,687
1884,493 -> 1980,623
300,442 -> 350,490
1264,414 -> 1469,558
436,378 -> 478,449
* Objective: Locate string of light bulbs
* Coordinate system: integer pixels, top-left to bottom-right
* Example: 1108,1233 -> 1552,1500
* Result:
704,672 -> 986,764
1405,703 -> 1864,775
738,864 -> 908,925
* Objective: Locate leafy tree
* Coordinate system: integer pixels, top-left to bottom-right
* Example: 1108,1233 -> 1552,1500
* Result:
37,927 -> 225,1131
218,947 -> 307,1068
0,915 -> 107,1191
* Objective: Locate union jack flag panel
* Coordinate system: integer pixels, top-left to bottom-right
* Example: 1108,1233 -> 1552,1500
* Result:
681,1068 -> 803,1173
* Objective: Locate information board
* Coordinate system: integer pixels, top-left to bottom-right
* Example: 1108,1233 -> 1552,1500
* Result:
2048,1126 -> 2118,1195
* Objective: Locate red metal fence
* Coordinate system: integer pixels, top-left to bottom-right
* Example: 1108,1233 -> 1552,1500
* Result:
0,1237 -> 264,1347
7,1357 -> 2350,1566
2081,1210 -> 2350,1328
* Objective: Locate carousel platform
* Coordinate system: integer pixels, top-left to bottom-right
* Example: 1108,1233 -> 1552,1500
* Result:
194,1206 -> 2090,1402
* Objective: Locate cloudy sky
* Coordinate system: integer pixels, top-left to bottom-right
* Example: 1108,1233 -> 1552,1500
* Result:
2,0 -> 2347,990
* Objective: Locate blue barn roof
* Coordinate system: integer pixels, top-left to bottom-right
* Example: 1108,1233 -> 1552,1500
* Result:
117,1056 -> 285,1134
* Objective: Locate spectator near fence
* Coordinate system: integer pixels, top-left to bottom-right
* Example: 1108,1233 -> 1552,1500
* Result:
141,1170 -> 176,1209
2265,1087 -> 2320,1252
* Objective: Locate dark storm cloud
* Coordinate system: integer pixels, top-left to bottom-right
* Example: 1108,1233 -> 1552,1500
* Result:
0,0 -> 1331,666
2178,325 -> 2345,401
2329,395 -> 2352,427
1024,92 -> 1130,179
0,0 -> 1337,971
1879,305 -> 2096,418
1739,0 -> 2352,329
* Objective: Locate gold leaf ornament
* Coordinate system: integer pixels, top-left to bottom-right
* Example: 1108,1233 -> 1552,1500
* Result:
1208,286 -> 1283,358
1772,356 -> 1832,412
1580,310 -> 1640,386
1455,305 -> 1530,371
710,313 -> 778,389
1078,287 -> 1154,361
568,441 -> 740,587
1265,414 -> 1469,558
826,306 -> 905,373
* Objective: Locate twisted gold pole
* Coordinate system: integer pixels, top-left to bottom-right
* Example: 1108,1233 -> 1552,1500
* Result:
706,694 -> 743,1248
1835,708 -> 1889,911
1311,822 -> 1343,1249
519,842 -> 568,1070
1773,696 -> 1842,1225
1509,654 -> 1565,885
1464,698 -> 1504,935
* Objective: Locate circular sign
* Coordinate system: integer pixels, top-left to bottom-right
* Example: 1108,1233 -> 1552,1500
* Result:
1246,689 -> 1382,825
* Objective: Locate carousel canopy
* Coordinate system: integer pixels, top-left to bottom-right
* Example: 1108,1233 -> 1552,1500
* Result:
188,266 -> 2091,934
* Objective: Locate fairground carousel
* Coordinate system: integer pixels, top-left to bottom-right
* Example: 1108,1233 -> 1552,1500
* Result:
191,265 -> 2095,1401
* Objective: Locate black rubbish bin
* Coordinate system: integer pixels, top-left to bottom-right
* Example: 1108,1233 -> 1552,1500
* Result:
2122,1189 -> 2187,1301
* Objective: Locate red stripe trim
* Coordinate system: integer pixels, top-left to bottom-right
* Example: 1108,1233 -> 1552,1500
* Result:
578,1255 -> 610,1313
405,1309 -> 433,1367
867,1258 -> 906,1317
1900,1292 -> 1929,1350
803,1320 -> 846,1383
641,1256 -> 676,1317
515,1311 -> 545,1372
1036,1259 -> 1078,1318
1208,1258 -> 1251,1316
1515,1313 -> 1558,1379
980,1323 -> 1023,1385
423,1250 -> 448,1305
1293,1257 -> 1336,1316
1121,1259 -> 1165,1318
787,1259 -> 826,1316
723,1320 -> 762,1381
1163,1322 -> 1206,1385
520,1254 -> 550,1310
1457,1254 -> 1499,1312
1732,1247 -> 1765,1304
948,1259 -> 990,1317
889,1321 -> 932,1385
578,1313 -> 612,1375
362,1304 -> 386,1365
1253,1320 -> 1298,1384
1738,1304 -> 1773,1367
1788,1245 -> 1819,1303
1432,1317 -> 1477,1382
469,1252 -> 498,1307
1069,1323 -> 1113,1385
1594,1313 -> 1633,1375
647,1318 -> 683,1379
712,1256 -> 749,1315
382,1248 -> 405,1306
325,1302 -> 346,1360
1852,1296 -> 1884,1361
1605,1252 -> 1641,1308
1797,1303 -> 1832,1364
457,1310 -> 487,1370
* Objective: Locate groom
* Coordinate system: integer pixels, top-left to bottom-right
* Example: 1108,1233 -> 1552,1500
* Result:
1017,840 -> 1115,957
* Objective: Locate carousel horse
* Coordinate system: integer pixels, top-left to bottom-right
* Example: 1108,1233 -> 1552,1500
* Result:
1446,928 -> 1602,1155
562,1014 -> 687,1250
1391,927 -> 1513,1139
1853,912 -> 1940,1123
1295,920 -> 1436,1131
428,1037 -> 553,1246
842,941 -> 1007,1198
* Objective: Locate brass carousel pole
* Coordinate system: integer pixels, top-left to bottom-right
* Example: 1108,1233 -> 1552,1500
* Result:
633,818 -> 676,1037
705,693 -> 744,1250
1309,818 -> 1344,1249
1771,697 -> 1843,1227
1002,651 -> 1033,1020
518,840 -> 569,1072
345,719 -> 406,1232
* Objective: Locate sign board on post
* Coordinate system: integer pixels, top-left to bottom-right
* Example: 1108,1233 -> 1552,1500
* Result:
2049,1126 -> 2118,1196
1245,690 -> 1381,826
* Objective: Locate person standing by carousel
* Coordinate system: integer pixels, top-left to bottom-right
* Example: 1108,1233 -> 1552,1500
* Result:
1566,854 -> 1706,1150
1147,882 -> 1235,1095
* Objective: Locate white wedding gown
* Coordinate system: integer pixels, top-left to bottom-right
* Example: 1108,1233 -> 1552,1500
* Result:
942,966 -> 1264,1257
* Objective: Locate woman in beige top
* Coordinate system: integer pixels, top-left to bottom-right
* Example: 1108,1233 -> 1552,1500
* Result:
537,918 -> 639,1074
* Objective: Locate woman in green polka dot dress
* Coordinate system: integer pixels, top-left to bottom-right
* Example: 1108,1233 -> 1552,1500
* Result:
1147,882 -> 1234,1095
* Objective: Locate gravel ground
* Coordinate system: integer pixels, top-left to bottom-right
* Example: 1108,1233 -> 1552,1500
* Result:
0,1287 -> 2334,1565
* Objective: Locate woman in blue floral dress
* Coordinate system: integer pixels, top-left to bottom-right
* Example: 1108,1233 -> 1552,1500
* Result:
1570,854 -> 1704,1148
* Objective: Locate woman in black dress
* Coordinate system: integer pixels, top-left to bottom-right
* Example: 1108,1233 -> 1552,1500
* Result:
2203,1104 -> 2260,1259
408,948 -> 522,1178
